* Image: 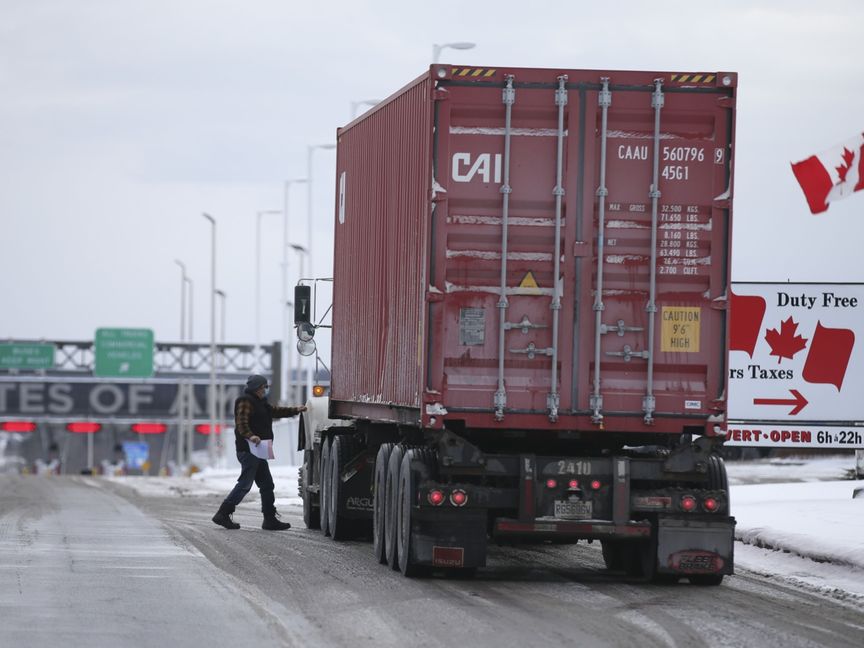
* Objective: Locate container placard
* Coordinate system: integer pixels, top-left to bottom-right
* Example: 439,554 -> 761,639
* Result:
459,308 -> 485,346
661,307 -> 700,352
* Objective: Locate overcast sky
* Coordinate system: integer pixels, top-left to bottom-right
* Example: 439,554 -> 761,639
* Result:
1,0 -> 862,357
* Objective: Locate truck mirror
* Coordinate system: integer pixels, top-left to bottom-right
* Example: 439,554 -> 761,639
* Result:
294,285 -> 311,324
297,321 -> 315,342
297,337 -> 316,357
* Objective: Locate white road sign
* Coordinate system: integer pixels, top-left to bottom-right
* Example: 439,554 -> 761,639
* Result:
726,282 -> 864,448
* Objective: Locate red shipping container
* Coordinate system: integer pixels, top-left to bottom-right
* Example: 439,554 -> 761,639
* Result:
332,66 -> 736,437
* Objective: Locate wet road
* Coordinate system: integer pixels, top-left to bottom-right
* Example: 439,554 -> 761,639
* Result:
2,475 -> 863,647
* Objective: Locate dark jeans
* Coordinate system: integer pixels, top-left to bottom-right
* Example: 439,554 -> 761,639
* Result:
222,451 -> 276,516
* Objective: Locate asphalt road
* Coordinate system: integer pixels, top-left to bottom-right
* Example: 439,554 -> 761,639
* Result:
2,476 -> 863,648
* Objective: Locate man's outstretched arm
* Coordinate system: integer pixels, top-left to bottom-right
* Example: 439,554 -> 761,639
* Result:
271,405 -> 307,419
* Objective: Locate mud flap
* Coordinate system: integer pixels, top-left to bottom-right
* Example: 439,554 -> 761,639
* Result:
339,452 -> 376,520
656,517 -> 735,576
410,508 -> 487,569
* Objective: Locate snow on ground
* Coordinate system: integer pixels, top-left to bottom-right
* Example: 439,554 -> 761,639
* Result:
110,465 -> 303,512
106,455 -> 864,601
725,454 -> 864,602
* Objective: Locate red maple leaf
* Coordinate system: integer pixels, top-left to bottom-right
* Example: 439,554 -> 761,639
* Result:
764,317 -> 808,364
836,147 -> 855,182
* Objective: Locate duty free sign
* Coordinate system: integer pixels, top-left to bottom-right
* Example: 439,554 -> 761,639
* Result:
726,282 -> 864,448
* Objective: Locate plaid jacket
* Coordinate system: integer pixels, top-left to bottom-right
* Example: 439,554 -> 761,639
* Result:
234,393 -> 302,453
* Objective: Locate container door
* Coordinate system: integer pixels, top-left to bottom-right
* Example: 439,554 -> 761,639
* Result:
429,73 -> 577,421
579,75 -> 734,426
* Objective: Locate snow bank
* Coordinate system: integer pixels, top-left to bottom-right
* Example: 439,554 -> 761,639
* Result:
732,480 -> 864,568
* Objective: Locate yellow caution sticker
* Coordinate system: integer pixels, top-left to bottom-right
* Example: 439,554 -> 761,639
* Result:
518,271 -> 541,293
661,307 -> 701,352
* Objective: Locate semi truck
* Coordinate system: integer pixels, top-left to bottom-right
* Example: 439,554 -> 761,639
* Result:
295,64 -> 737,583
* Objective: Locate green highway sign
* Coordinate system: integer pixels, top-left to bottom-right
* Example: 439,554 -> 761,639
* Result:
0,343 -> 55,370
94,328 -> 154,378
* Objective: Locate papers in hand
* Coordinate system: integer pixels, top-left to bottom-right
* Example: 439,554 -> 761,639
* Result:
246,438 -> 275,460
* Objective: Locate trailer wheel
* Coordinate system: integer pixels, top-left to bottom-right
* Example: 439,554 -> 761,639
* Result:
621,544 -> 642,577
329,435 -> 362,540
319,437 -> 332,536
395,448 -> 436,577
397,448 -> 432,577
301,449 -> 320,529
384,444 -> 406,569
707,455 -> 729,506
601,540 -> 625,571
637,527 -> 678,584
373,443 -> 394,564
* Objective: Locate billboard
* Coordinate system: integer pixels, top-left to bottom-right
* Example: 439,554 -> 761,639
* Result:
726,282 -> 864,448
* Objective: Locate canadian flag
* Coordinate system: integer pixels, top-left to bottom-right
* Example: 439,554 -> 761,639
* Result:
791,132 -> 864,214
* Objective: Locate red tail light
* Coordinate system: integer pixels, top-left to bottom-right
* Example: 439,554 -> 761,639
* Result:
131,422 -> 167,434
1,421 -> 36,432
546,478 -> 558,489
680,495 -> 698,512
568,479 -> 579,489
428,489 -> 445,506
450,489 -> 468,507
195,424 -> 223,435
66,422 -> 101,434
703,497 -> 719,512
590,479 -> 602,490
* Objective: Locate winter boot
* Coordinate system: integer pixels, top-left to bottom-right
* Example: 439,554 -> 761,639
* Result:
262,513 -> 291,531
212,503 -> 240,530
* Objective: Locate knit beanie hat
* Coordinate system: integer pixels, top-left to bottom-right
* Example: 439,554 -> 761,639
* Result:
246,374 -> 268,391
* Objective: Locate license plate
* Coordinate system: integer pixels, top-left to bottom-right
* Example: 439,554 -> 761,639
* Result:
554,499 -> 592,519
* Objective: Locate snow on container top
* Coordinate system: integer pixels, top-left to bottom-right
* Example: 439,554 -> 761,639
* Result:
332,65 -> 737,438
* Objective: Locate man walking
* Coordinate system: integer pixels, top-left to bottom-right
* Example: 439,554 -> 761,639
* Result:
212,374 -> 306,530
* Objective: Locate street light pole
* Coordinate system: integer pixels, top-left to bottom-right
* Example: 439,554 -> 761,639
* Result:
283,179 -> 307,402
173,260 -> 187,342
174,259 -> 189,471
255,209 -> 282,357
290,243 -> 308,405
432,41 -> 476,63
202,212 -> 217,467
186,276 -> 194,341
215,289 -> 227,465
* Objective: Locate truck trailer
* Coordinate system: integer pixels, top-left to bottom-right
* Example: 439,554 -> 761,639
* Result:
295,64 -> 737,583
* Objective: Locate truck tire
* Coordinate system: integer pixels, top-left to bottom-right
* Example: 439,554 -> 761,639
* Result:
301,449 -> 320,529
397,448 -> 434,577
707,455 -> 729,504
688,455 -> 727,586
384,444 -> 406,569
639,535 -> 659,582
601,540 -> 625,571
373,443 -> 394,564
328,435 -> 362,540
319,437 -> 332,537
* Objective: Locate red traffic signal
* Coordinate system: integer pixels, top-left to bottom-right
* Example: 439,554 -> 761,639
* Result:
66,422 -> 102,434
131,422 -> 167,434
1,420 -> 36,432
195,424 -> 223,435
